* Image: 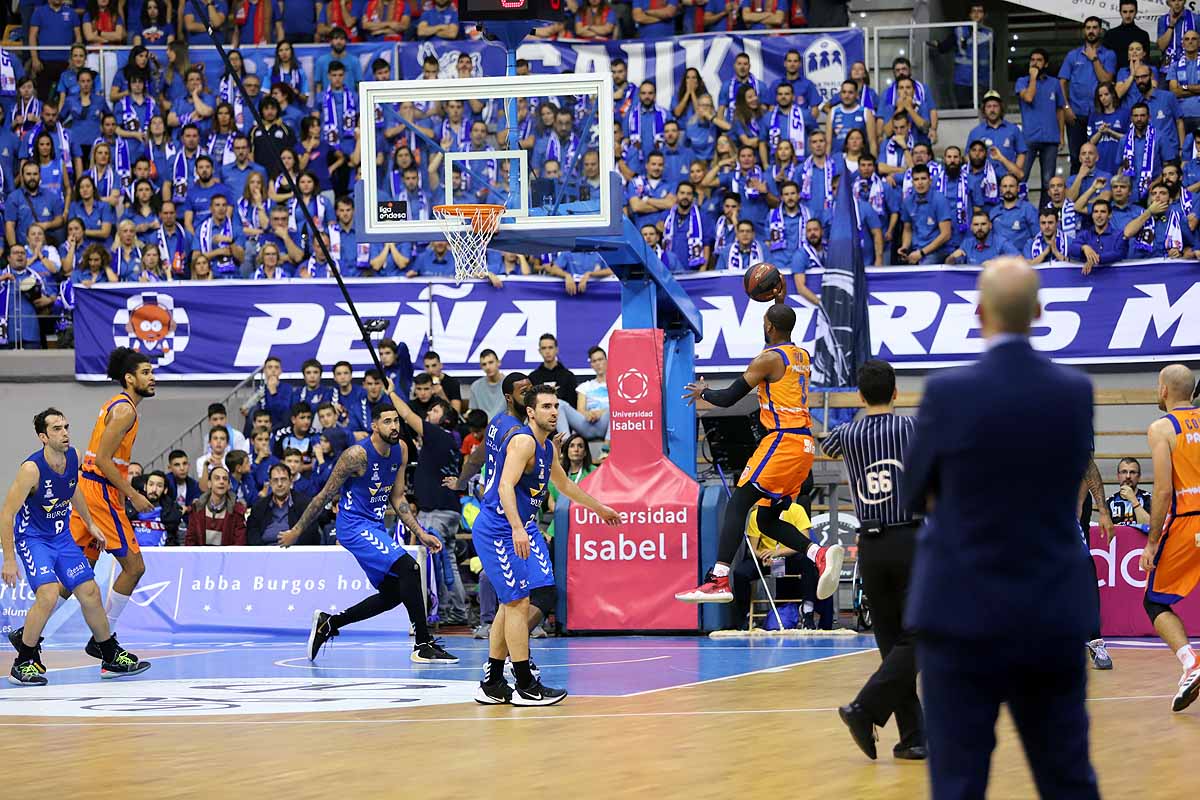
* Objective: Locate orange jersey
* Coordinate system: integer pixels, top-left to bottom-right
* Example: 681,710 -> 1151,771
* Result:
1166,406 -> 1200,516
81,392 -> 138,480
756,344 -> 813,431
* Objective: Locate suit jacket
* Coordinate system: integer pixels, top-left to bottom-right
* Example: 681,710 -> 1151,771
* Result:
245,490 -> 322,546
902,338 -> 1098,641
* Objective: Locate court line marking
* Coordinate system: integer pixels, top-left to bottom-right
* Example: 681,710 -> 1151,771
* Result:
0,691 -> 1180,727
42,650 -> 217,675
271,655 -> 674,672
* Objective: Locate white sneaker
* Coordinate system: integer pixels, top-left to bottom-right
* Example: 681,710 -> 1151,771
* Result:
1173,666 -> 1200,712
529,624 -> 547,639
815,544 -> 845,600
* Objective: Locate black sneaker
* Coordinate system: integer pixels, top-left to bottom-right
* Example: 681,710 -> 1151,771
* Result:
8,628 -> 46,674
9,658 -> 47,687
307,610 -> 338,663
100,648 -> 151,679
411,638 -> 459,664
511,679 -> 567,707
474,680 -> 514,705
84,635 -> 103,660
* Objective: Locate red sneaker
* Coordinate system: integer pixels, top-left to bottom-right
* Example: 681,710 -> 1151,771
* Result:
675,573 -> 733,603
814,544 -> 845,600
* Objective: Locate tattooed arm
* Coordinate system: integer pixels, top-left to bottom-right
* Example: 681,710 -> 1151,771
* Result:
277,446 -> 366,547
389,440 -> 443,553
1084,457 -> 1115,542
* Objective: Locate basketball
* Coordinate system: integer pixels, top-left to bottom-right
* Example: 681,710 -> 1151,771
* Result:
743,263 -> 782,301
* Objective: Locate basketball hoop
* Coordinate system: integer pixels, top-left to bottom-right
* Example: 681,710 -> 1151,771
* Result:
432,204 -> 505,283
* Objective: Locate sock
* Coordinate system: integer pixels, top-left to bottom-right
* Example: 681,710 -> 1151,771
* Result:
107,591 -> 131,629
806,543 -> 821,562
511,659 -> 535,689
16,640 -> 38,661
712,563 -> 730,578
485,657 -> 506,684
96,636 -> 120,662
1178,645 -> 1197,671
803,601 -> 814,614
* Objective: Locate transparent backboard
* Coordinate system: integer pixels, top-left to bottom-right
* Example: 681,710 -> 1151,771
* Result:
357,73 -> 615,243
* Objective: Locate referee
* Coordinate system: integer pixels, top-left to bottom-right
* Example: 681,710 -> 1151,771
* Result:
820,359 -> 925,762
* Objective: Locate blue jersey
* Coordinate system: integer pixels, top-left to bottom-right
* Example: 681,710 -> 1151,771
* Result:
482,412 -> 522,483
479,425 -> 553,526
18,447 -> 78,540
338,438 -> 406,532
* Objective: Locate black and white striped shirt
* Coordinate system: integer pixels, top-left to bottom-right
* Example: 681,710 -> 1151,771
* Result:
821,413 -> 915,526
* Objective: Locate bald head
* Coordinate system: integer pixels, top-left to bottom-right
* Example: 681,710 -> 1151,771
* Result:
1159,364 -> 1196,405
978,257 -> 1041,335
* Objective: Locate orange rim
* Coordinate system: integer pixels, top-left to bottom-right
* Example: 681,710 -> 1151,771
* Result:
433,204 -> 505,233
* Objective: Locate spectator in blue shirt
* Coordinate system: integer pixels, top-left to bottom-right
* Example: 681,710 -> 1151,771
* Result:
899,164 -> 953,264
29,0 -> 81,99
1106,174 -> 1141,232
967,90 -> 1027,180
633,0 -> 679,39
182,0 -> 230,45
1067,142 -> 1113,210
1,244 -> 55,349
684,94 -> 723,162
1157,0 -> 1198,64
662,181 -> 711,272
331,360 -> 368,433
314,28 -> 363,94
1123,67 -> 1182,161
660,121 -> 694,185
408,240 -> 456,278
416,0 -> 459,40
626,152 -> 675,230
1059,16 -> 1118,173
1168,28 -> 1200,138
988,175 -> 1039,252
1123,182 -> 1194,258
5,161 -> 65,247
1069,199 -> 1129,273
1024,209 -> 1067,264
222,135 -> 266,201
946,212 -> 1018,265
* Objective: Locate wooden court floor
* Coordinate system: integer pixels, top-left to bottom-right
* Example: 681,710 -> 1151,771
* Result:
1,644 -> 1195,799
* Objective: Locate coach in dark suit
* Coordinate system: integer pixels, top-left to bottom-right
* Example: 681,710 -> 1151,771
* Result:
902,258 -> 1100,800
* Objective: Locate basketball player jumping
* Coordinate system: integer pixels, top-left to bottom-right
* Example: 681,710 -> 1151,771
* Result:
472,385 -> 620,706
1,408 -> 150,684
24,348 -> 158,663
676,303 -> 845,603
285,402 -> 458,665
1140,364 -> 1200,711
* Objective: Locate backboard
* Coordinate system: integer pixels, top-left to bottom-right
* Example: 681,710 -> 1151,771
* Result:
356,72 -> 617,249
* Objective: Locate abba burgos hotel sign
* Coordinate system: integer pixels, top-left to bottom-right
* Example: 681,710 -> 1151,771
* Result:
566,329 -> 700,630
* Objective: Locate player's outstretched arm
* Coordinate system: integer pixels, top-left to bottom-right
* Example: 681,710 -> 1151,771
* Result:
683,351 -> 775,407
388,440 -> 441,553
1142,419 -> 1176,571
0,462 -> 38,587
279,445 -> 366,547
499,434 -> 537,558
548,444 -> 619,525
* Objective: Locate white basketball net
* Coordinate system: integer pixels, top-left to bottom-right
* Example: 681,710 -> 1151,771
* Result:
432,204 -> 503,283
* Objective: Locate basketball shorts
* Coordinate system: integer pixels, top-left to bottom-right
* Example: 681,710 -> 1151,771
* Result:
739,431 -> 816,502
16,533 -> 95,592
70,473 -> 138,560
472,514 -> 555,605
338,522 -> 408,589
1147,513 -> 1200,605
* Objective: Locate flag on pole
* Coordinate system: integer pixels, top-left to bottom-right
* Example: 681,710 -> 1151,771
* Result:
811,169 -> 871,389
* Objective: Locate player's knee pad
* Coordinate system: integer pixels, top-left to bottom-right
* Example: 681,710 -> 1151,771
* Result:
530,585 -> 556,617
1144,595 -> 1173,624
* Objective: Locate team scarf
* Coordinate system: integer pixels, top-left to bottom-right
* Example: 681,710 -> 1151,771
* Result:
768,204 -> 810,252
156,224 -> 189,278
207,131 -> 238,169
198,215 -> 237,275
546,131 -> 579,171
289,195 -> 330,232
1028,231 -> 1066,261
1123,124 -> 1159,199
329,222 -> 370,271
902,162 -> 947,199
53,276 -> 74,334
0,50 -> 16,96
237,198 -> 268,231
631,175 -> 664,209
440,116 -> 470,151
883,130 -> 915,168
393,187 -> 429,221
14,96 -> 40,133
614,81 -> 635,119
387,169 -> 426,202
322,88 -> 357,146
738,112 -> 762,144
86,165 -> 119,200
171,148 -> 202,201
1135,208 -> 1184,253
800,156 -> 834,208
882,79 -> 927,108
219,74 -> 247,130
26,122 -> 73,178
662,204 -> 705,268
1166,11 -> 1198,62
627,103 -> 666,149
973,159 -> 999,203
714,215 -> 737,254
271,63 -> 304,96
771,160 -> 797,187
110,243 -> 142,280
299,257 -> 332,279
1056,201 -> 1078,244
801,241 -> 825,267
768,101 -> 806,154
273,170 -> 297,197
855,173 -> 886,215
118,94 -> 156,133
726,239 -> 765,271
723,75 -> 762,120
253,263 -> 289,280
731,165 -> 765,199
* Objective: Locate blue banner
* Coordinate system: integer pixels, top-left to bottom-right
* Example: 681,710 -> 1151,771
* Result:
0,546 -> 424,641
72,261 -> 1200,380
108,30 -> 864,108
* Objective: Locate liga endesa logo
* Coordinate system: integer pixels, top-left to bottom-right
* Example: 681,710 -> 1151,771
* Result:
111,292 -> 190,367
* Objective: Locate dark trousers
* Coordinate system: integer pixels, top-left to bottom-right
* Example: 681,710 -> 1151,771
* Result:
854,526 -> 923,749
34,60 -> 67,103
731,552 -> 812,628
919,635 -> 1099,800
1027,141 -> 1060,198
1066,117 -> 1089,175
